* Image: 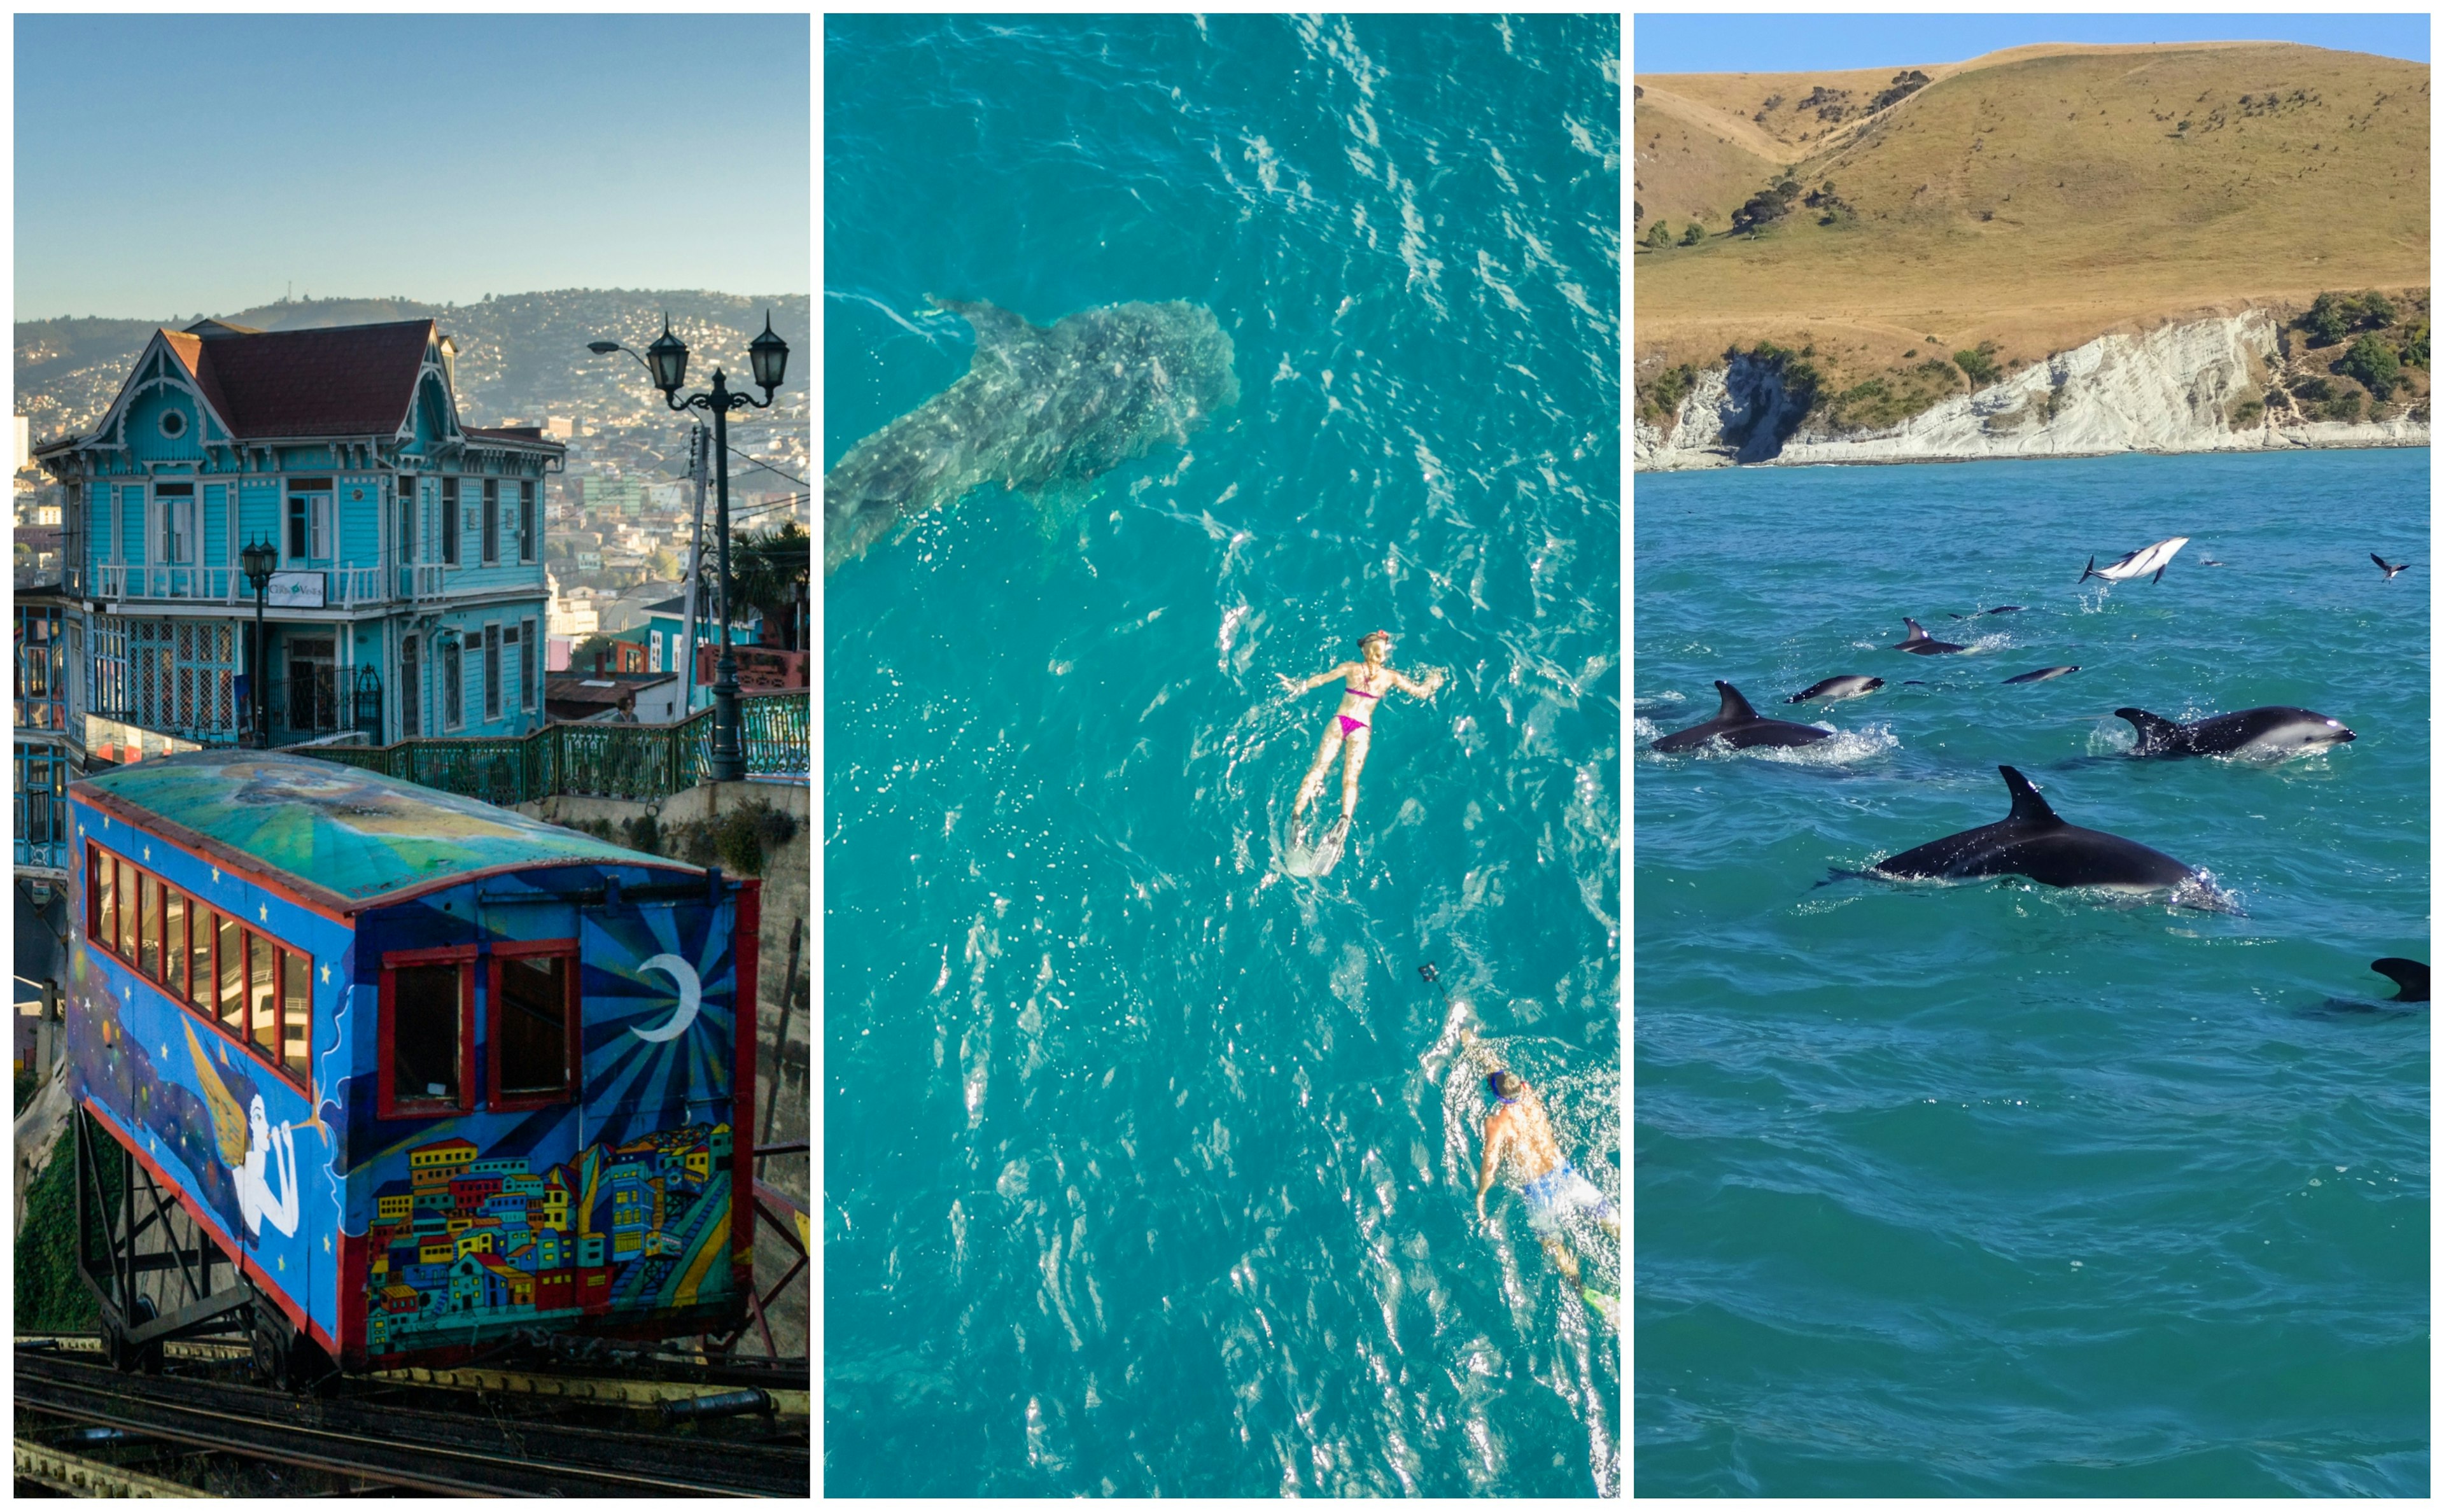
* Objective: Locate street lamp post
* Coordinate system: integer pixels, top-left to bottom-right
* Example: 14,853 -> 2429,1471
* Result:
590,313 -> 789,782
240,537 -> 278,748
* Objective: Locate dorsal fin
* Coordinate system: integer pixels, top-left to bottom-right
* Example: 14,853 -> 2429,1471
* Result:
2371,957 -> 2429,1003
1900,618 -> 1928,642
2114,706 -> 2184,753
1997,766 -> 2062,828
932,297 -> 1037,361
1713,680 -> 1758,722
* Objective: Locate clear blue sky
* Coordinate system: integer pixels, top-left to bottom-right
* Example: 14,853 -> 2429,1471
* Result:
16,15 -> 811,318
1634,13 -> 2429,73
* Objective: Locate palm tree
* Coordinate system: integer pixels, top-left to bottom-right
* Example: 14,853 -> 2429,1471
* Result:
724,522 -> 810,652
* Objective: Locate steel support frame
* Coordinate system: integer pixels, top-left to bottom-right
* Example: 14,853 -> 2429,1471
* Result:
74,1109 -> 255,1357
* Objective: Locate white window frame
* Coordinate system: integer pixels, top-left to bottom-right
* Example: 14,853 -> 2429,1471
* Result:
156,484 -> 195,565
519,480 -> 537,563
482,480 -> 500,566
397,478 -> 417,564
441,479 -> 460,566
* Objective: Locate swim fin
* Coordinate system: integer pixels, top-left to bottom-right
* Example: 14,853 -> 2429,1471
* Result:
1580,1286 -> 1618,1327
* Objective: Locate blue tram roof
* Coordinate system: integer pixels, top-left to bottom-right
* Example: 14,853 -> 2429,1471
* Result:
73,751 -> 685,909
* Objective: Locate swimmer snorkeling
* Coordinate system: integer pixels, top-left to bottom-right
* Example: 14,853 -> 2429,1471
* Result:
1475,1066 -> 1618,1290
1277,629 -> 1445,829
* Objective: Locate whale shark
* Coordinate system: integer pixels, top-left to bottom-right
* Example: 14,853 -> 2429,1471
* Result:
1652,681 -> 1832,752
2113,706 -> 2354,760
824,297 -> 1239,573
1873,765 -> 2210,897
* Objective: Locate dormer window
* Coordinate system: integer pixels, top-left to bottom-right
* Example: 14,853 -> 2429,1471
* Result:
158,409 -> 186,439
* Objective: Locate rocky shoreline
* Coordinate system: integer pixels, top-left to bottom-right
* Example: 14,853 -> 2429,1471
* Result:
1634,311 -> 2431,471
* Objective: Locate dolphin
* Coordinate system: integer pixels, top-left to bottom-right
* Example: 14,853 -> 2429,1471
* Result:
1787,675 -> 1884,704
2002,665 -> 2080,685
1948,606 -> 2024,618
2371,958 -> 2429,1003
2113,706 -> 2354,759
2372,554 -> 2414,580
1873,765 -> 2206,895
824,297 -> 1239,573
1652,681 -> 1833,752
2081,535 -> 2188,584
1893,618 -> 1966,655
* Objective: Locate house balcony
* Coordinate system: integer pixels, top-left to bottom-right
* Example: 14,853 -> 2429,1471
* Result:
95,563 -> 396,612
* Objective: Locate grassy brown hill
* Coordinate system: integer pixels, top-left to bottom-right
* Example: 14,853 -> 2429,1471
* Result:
1634,42 -> 2429,400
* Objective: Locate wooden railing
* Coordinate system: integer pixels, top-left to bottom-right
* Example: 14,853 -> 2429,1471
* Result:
302,692 -> 809,804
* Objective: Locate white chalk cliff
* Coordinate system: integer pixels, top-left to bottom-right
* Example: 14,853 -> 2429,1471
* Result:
1634,311 -> 2430,471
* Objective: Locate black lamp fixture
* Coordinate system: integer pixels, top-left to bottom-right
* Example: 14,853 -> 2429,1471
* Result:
586,310 -> 791,783
240,536 -> 278,748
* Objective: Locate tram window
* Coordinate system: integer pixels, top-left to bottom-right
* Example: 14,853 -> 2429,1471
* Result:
392,964 -> 464,1107
162,888 -> 187,997
187,906 -> 213,1011
249,934 -> 278,1059
116,857 -> 137,960
282,952 -> 311,1084
94,846 -> 116,952
217,915 -> 244,1030
496,953 -> 573,1099
139,874 -> 162,980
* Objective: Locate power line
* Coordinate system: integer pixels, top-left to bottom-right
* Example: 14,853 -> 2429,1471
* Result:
727,447 -> 807,487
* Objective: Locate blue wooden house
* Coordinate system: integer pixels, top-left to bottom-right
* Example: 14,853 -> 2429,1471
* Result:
33,318 -> 563,748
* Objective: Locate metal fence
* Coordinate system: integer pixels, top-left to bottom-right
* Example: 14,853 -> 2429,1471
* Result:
303,692 -> 809,805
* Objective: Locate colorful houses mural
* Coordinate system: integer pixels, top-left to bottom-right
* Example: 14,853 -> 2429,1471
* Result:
363,1123 -> 734,1354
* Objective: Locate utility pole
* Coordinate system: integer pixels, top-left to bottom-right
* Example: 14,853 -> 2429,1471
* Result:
679,424 -> 709,713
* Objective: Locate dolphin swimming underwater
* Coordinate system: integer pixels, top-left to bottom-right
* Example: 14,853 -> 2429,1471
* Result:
1873,766 -> 2209,896
824,297 -> 1239,573
2112,706 -> 2355,759
2002,665 -> 2081,685
2081,535 -> 2189,584
1893,618 -> 1966,655
2371,958 -> 2429,1003
1652,682 -> 1833,752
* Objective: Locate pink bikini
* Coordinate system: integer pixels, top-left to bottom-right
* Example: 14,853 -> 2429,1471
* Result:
1337,683 -> 1379,736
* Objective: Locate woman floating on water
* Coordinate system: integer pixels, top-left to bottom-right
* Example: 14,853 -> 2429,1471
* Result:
1277,630 -> 1443,860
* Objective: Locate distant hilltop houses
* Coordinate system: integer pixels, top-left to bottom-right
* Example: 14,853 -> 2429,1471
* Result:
365,1123 -> 736,1352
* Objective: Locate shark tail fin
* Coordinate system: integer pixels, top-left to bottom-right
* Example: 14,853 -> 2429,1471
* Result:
2079,556 -> 2096,583
2114,707 -> 2183,755
1997,766 -> 2063,828
1713,680 -> 1758,722
2371,957 -> 2429,1003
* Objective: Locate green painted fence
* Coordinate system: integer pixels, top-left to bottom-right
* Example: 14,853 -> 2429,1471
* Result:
304,693 -> 809,806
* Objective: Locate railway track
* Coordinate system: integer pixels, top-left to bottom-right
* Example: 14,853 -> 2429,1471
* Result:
16,1345 -> 809,1497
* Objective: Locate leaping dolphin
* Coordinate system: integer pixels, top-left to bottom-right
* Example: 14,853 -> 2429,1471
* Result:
824,297 -> 1239,573
2081,535 -> 2189,584
1652,681 -> 1833,752
1873,765 -> 2209,897
2114,706 -> 2355,760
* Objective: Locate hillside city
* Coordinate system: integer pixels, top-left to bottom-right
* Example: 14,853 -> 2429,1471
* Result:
13,288 -> 811,650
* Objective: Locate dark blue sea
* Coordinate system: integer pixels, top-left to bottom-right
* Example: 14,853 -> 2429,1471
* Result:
825,13 -> 1620,1496
1634,448 -> 2429,1495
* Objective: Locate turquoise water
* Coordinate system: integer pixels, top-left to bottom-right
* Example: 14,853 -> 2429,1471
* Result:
825,15 -> 1619,1496
1634,449 -> 2429,1495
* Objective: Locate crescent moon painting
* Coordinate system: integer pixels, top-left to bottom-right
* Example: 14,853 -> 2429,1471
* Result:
632,953 -> 703,1042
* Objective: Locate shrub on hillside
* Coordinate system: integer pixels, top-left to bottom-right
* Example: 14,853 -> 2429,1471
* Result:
2302,290 -> 2403,347
2321,390 -> 2365,423
1643,222 -> 1672,249
1680,222 -> 1706,246
1951,344 -> 2002,388
1868,69 -> 1930,113
1730,178 -> 1805,237
2401,321 -> 2430,369
1638,363 -> 1702,427
2334,335 -> 2402,400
